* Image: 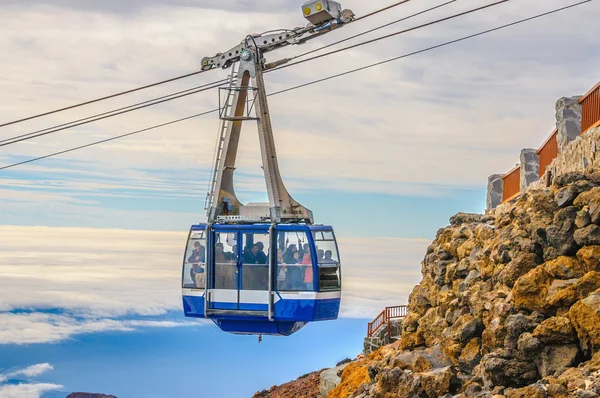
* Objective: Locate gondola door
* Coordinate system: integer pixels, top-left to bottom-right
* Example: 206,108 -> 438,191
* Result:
238,228 -> 271,312
209,229 -> 240,311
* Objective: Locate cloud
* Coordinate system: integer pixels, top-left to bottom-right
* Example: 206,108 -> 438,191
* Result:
0,383 -> 63,398
0,0 -> 598,227
0,364 -> 53,383
0,313 -> 200,345
0,225 -> 429,343
0,363 -> 62,398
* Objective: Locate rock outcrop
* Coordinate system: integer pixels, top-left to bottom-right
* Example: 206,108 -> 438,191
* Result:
332,171 -> 600,397
253,369 -> 324,398
255,170 -> 600,397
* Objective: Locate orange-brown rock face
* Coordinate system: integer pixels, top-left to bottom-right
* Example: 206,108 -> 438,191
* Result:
339,171 -> 600,398
254,171 -> 600,398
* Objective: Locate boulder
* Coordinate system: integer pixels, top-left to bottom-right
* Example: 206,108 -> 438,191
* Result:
417,307 -> 448,347
393,344 -> 452,371
459,338 -> 482,374
574,224 -> 600,247
517,332 -> 542,354
573,187 -> 600,207
448,315 -> 485,344
319,363 -> 349,398
532,317 -> 577,344
569,291 -> 600,357
536,344 -> 581,377
590,196 -> 600,224
557,367 -> 587,391
546,278 -> 579,308
576,272 -> 600,300
554,172 -> 587,188
576,208 -> 592,229
577,246 -> 600,272
546,206 -> 578,255
481,349 -> 539,388
420,366 -> 460,397
555,185 -> 577,208
506,385 -> 547,398
544,256 -> 585,279
513,267 -> 553,313
502,253 -> 539,287
505,313 -> 544,350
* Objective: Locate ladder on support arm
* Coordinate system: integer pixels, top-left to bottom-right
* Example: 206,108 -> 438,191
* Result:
205,67 -> 239,213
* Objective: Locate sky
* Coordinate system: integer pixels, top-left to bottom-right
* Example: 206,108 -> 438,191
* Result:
0,0 -> 598,396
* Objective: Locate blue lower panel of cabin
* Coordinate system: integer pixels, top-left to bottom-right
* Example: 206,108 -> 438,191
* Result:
273,297 -> 340,321
182,295 -> 340,335
213,319 -> 307,336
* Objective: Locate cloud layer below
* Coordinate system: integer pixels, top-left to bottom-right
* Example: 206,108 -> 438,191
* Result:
0,225 -> 428,344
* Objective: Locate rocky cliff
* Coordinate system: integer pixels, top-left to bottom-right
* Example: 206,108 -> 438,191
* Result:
331,170 -> 600,397
257,169 -> 600,398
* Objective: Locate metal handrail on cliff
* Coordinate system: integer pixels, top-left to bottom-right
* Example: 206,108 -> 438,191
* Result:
367,305 -> 408,337
580,80 -> 600,135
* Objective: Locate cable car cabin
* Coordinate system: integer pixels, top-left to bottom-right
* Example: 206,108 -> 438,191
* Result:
181,223 -> 342,336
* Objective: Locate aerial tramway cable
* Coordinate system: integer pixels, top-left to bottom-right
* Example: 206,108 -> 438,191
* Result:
268,0 -> 511,72
0,69 -> 216,129
0,0 -> 415,130
0,78 -> 232,147
0,0 -> 470,147
289,0 -> 457,61
0,0 -> 589,172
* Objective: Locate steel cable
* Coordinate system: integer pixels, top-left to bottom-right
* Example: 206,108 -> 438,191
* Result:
0,0 -> 590,171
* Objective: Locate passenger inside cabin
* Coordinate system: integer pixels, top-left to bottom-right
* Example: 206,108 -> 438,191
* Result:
323,250 -> 335,263
282,244 -> 298,264
243,244 -> 260,264
317,249 -> 324,262
188,241 -> 206,288
255,242 -> 268,264
277,254 -> 287,289
216,242 -> 235,289
302,251 -> 313,290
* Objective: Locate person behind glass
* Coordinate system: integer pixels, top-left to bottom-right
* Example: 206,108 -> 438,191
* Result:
255,242 -> 268,264
282,244 -> 296,264
287,251 -> 303,290
302,243 -> 310,257
323,250 -> 335,263
188,241 -> 205,288
317,249 -> 324,262
302,250 -> 313,290
276,249 -> 287,290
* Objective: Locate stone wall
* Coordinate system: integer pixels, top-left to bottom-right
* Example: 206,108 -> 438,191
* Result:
530,126 -> 600,190
363,319 -> 403,355
486,94 -> 595,211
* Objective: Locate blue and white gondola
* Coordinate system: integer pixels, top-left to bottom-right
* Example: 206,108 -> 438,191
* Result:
181,223 -> 342,336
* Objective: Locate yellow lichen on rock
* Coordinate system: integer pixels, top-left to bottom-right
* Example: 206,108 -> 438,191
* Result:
326,361 -> 370,398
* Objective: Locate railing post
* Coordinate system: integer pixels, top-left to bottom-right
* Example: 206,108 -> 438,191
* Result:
520,148 -> 539,193
556,96 -> 583,152
486,174 -> 504,211
386,307 -> 391,343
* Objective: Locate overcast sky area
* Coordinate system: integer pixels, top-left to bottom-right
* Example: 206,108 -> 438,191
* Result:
0,0 -> 598,396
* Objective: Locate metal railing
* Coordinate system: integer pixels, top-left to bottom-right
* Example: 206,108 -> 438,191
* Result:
537,129 -> 558,178
501,165 -> 520,203
580,81 -> 600,135
367,309 -> 385,337
367,305 -> 408,337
